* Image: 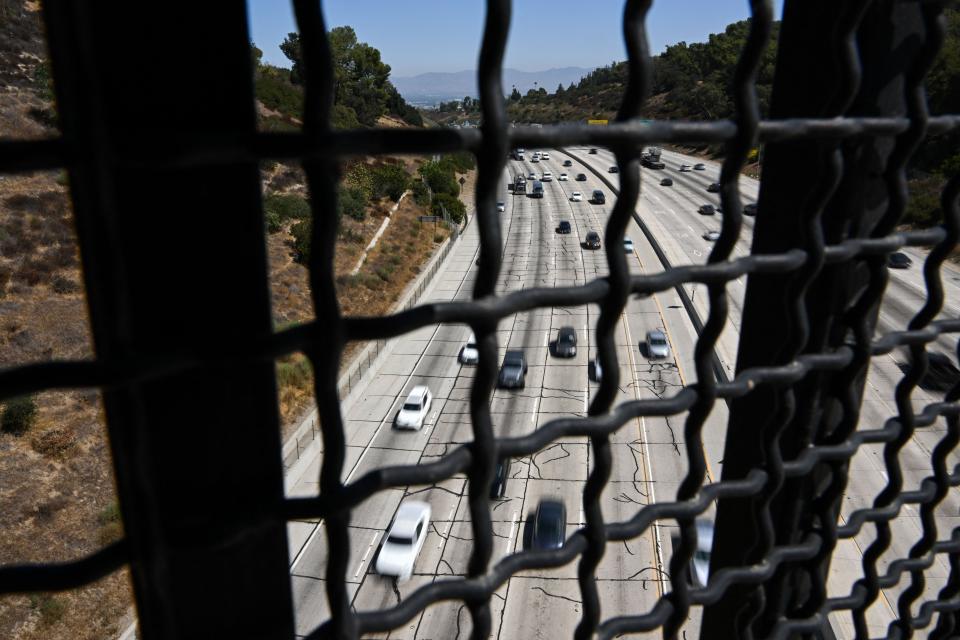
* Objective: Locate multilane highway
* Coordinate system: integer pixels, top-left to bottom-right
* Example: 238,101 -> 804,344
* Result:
285,147 -> 958,639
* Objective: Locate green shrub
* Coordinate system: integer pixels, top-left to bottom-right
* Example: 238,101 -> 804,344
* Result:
339,186 -> 367,221
375,266 -> 393,282
412,180 -> 430,206
331,103 -> 362,130
97,502 -> 124,545
370,164 -> 410,202
254,67 -> 304,120
1,395 -> 38,435
264,210 -> 282,234
276,357 -> 313,390
431,193 -> 466,224
443,151 -> 476,172
291,219 -> 312,264
434,233 -> 445,243
418,161 -> 459,197
344,163 -> 374,200
264,193 -> 311,223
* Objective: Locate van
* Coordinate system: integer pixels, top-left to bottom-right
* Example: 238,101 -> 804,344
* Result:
531,181 -> 544,198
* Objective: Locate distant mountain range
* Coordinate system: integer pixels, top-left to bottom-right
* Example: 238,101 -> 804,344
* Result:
393,67 -> 594,106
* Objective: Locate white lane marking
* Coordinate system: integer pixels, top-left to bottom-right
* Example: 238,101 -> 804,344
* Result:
579,505 -> 585,526
355,531 -> 378,578
507,511 -> 519,554
438,505 -> 457,549
532,396 -> 541,424
583,388 -> 589,414
621,315 -> 666,598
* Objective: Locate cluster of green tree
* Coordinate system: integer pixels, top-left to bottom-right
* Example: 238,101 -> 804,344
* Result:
275,26 -> 422,128
251,26 -> 422,129
415,152 -> 475,223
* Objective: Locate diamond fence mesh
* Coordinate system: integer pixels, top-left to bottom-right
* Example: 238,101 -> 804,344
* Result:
1,0 -> 960,639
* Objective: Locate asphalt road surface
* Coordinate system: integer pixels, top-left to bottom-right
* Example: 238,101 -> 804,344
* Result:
285,147 -> 959,639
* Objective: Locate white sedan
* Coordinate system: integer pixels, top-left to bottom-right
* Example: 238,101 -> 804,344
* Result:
496,201 -> 505,212
624,237 -> 634,252
460,333 -> 479,364
570,191 -> 583,202
558,173 -> 568,181
395,385 -> 432,430
541,152 -> 551,159
703,230 -> 721,242
376,501 -> 431,581
541,172 -> 553,182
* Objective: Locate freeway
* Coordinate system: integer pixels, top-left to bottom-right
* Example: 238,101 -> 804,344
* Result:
286,154 -> 725,638
285,145 -> 958,639
575,145 -> 960,639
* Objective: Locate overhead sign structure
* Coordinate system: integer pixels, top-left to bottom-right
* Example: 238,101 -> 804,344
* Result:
587,119 -> 608,125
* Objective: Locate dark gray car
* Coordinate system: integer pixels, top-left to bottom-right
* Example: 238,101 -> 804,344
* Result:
584,231 -> 601,249
498,350 -> 528,389
554,326 -> 577,358
530,499 -> 566,550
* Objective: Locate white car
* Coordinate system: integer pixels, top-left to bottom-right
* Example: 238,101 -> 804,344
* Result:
558,173 -> 568,181
541,172 -> 553,182
376,501 -> 431,581
460,333 -> 479,364
395,385 -> 432,430
496,201 -> 505,212
592,357 -> 602,383
646,330 -> 671,359
570,191 -> 583,202
679,164 -> 692,172
528,172 -> 537,180
703,230 -> 721,242
541,152 -> 550,160
624,237 -> 634,253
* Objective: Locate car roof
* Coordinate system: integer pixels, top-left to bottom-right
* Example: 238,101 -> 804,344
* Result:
537,499 -> 565,519
392,501 -> 430,535
407,385 -> 429,400
586,231 -> 600,237
647,329 -> 666,340
559,326 -> 575,335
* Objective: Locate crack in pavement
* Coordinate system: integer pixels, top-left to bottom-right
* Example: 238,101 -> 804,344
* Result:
530,443 -> 573,479
405,483 -> 464,499
438,558 -> 455,576
623,539 -> 635,556
531,586 -> 582,605
391,579 -> 402,604
626,565 -> 670,582
627,443 -> 650,498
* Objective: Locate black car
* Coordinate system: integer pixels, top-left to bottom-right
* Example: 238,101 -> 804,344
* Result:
743,203 -> 758,217
698,204 -> 716,215
584,231 -> 602,249
557,220 -> 571,234
498,350 -> 528,389
530,499 -> 566,550
921,352 -> 960,392
707,182 -> 721,193
489,457 -> 511,499
588,148 -> 598,154
554,326 -> 577,358
563,159 -> 573,167
576,173 -> 587,181
591,190 -> 606,205
660,178 -> 673,186
888,252 -> 912,269
608,166 -> 619,173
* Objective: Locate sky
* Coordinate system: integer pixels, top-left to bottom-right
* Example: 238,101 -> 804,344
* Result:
247,0 -> 786,78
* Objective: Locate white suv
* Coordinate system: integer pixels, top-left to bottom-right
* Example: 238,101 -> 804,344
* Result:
376,501 -> 431,581
541,171 -> 553,182
395,386 -> 432,429
541,152 -> 551,160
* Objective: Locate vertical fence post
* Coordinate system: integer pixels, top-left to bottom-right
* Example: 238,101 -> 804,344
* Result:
40,2 -> 294,637
703,1 -> 932,637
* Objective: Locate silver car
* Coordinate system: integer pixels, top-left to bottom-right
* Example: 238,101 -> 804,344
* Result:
646,330 -> 670,359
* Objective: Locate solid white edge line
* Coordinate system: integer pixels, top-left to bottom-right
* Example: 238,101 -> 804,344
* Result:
355,531 -> 378,578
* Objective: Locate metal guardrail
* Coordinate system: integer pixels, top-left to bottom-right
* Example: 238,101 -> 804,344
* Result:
0,1 -> 959,639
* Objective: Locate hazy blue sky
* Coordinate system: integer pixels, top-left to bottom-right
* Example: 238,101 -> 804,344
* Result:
247,1 -> 786,77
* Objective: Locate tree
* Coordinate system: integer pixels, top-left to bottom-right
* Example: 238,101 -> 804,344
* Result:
510,86 -> 521,101
556,83 -> 565,95
279,32 -> 304,84
250,42 -> 263,69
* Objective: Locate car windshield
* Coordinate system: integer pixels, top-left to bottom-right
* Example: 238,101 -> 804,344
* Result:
650,336 -> 667,346
466,341 -> 476,349
560,333 -> 574,342
694,550 -> 710,563
387,534 -> 414,546
402,401 -> 421,411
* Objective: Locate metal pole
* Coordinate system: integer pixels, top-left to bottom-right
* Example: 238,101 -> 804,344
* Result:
702,1 -> 932,637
